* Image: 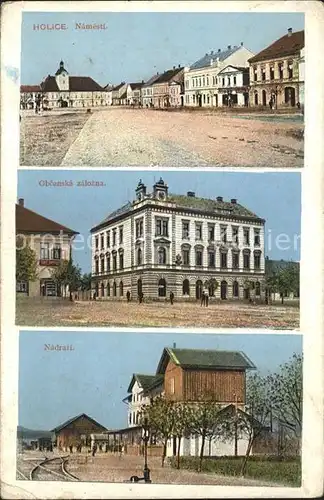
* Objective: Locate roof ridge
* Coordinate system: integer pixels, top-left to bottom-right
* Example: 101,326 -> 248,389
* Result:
16,204 -> 78,234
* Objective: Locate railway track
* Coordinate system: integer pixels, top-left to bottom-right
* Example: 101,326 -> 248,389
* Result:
29,455 -> 79,481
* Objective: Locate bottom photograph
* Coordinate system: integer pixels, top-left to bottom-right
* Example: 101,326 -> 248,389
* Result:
17,331 -> 302,487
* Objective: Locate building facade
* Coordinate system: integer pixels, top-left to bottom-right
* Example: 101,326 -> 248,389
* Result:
20,85 -> 42,110
125,82 -> 144,105
152,66 -> 184,108
51,413 -> 107,451
16,199 -> 78,297
20,61 -> 111,110
91,179 -> 266,302
111,82 -> 128,105
217,65 -> 250,106
184,43 -> 254,107
141,73 -> 161,107
248,28 -> 304,108
124,347 -> 256,457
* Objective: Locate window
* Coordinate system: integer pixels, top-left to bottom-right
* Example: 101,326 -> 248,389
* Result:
232,251 -> 239,269
107,282 -> 110,296
232,226 -> 239,244
227,77 -> 230,86
95,260 -> 99,274
208,224 -> 215,241
100,233 -> 104,249
208,251 -> 215,268
113,281 -> 117,296
243,228 -> 250,245
106,254 -> 110,271
170,377 -> 175,394
17,281 -> 28,293
195,222 -> 202,240
254,68 -> 258,81
220,225 -> 227,243
119,252 -> 124,270
221,251 -> 227,268
202,77 -> 205,86
158,278 -> 166,297
243,251 -> 250,269
288,62 -> 293,79
101,282 -> 105,297
137,248 -> 142,265
156,218 -> 169,237
206,76 -> 209,86
136,219 -> 144,238
119,227 -> 123,244
112,253 -> 117,271
195,249 -> 203,266
199,77 -> 201,87
119,281 -> 124,296
270,66 -> 274,80
112,229 -> 117,246
222,77 -> 225,86
233,76 -> 237,85
182,221 -> 190,239
254,251 -> 261,270
261,68 -> 266,81
182,248 -> 190,266
255,281 -> 261,297
182,279 -> 190,295
233,280 -> 239,297
40,243 -> 50,259
106,231 -> 110,247
52,246 -> 61,260
100,258 -> 105,273
278,63 -> 283,79
254,229 -> 260,246
158,247 -> 167,264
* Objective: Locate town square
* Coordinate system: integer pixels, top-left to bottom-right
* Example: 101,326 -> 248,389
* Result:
20,12 -> 304,167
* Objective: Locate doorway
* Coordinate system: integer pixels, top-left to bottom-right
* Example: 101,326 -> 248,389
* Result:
196,280 -> 203,300
220,280 -> 227,300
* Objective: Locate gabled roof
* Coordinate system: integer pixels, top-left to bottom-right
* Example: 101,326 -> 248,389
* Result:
20,85 -> 41,93
153,67 -> 184,84
112,82 -> 126,91
156,348 -> 256,374
51,413 -> 107,433
218,65 -> 249,74
40,76 -> 59,92
190,46 -> 241,70
40,75 -> 105,92
16,203 -> 78,235
248,30 -> 304,63
127,373 -> 164,393
142,73 -> 161,88
128,82 -> 144,90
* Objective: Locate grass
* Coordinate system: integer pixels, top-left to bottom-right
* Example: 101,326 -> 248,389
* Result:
170,455 -> 301,487
16,296 -> 300,329
20,112 -> 90,165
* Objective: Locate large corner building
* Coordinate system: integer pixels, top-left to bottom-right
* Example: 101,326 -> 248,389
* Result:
91,179 -> 265,301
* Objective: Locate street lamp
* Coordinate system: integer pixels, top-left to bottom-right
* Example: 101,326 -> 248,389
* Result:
142,417 -> 151,483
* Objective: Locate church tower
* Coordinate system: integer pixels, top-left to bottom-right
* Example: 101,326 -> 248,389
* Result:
55,60 -> 69,91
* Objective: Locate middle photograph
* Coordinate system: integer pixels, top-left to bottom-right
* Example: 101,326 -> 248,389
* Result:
16,170 -> 300,330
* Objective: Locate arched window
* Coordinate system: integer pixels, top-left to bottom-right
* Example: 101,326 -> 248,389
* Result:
113,282 -> 117,297
262,89 -> 267,106
158,247 -> 167,265
137,248 -> 142,266
182,279 -> 190,296
196,280 -> 203,300
221,280 -> 227,300
119,281 -> 124,296
107,281 -> 110,296
101,282 -> 105,297
233,280 -> 239,298
158,278 -> 166,297
255,281 -> 261,297
254,92 -> 258,106
137,279 -> 142,297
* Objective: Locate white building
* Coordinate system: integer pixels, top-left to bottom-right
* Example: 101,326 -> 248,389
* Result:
217,65 -> 250,106
91,179 -> 265,301
141,73 -> 162,107
184,43 -> 254,107
298,47 -> 305,107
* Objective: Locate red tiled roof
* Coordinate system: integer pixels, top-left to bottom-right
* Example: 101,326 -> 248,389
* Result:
248,30 -> 304,63
20,85 -> 41,93
16,204 -> 78,235
40,75 -> 104,92
40,76 -> 59,92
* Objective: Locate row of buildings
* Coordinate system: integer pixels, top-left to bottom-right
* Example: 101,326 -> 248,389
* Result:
16,178 -> 299,301
19,346 -> 299,459
20,28 -> 304,111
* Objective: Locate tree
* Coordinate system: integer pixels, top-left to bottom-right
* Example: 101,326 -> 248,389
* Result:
50,258 -> 81,299
265,262 -> 299,304
80,273 -> 92,291
173,403 -> 192,469
16,237 -> 38,283
204,278 -> 218,297
186,397 -> 224,472
267,353 -> 302,440
243,279 -> 256,301
141,396 -> 177,467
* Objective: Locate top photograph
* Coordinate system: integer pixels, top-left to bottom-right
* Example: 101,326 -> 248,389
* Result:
20,12 -> 304,168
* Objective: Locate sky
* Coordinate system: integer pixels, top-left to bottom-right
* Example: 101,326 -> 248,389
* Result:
18,170 -> 301,273
18,331 -> 302,430
21,12 -> 304,86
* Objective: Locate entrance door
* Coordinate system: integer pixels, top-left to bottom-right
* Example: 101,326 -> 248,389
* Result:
40,279 -> 57,297
262,90 -> 267,106
137,279 -> 142,297
244,92 -> 249,106
285,87 -> 296,107
158,278 -> 166,297
220,280 -> 227,300
196,280 -> 203,300
198,95 -> 202,107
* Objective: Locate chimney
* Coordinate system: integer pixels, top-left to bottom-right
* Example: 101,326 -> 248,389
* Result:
288,27 -> 292,36
18,198 -> 24,207
218,48 -> 221,53
178,64 -> 181,68
228,45 -> 231,50
231,198 -> 237,204
216,196 -> 223,202
241,41 -> 243,46
173,65 -> 176,70
187,191 -> 195,197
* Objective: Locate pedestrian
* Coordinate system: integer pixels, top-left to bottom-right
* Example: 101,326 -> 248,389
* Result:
92,444 -> 97,457
139,292 -> 144,304
205,291 -> 209,307
200,291 -> 205,307
119,444 -> 125,459
69,444 -> 73,454
297,101 -> 301,109
170,291 -> 174,305
126,290 -> 131,302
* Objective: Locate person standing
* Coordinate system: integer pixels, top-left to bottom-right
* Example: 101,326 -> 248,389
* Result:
205,291 -> 209,307
200,291 -> 205,307
170,291 -> 174,305
126,290 -> 131,302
